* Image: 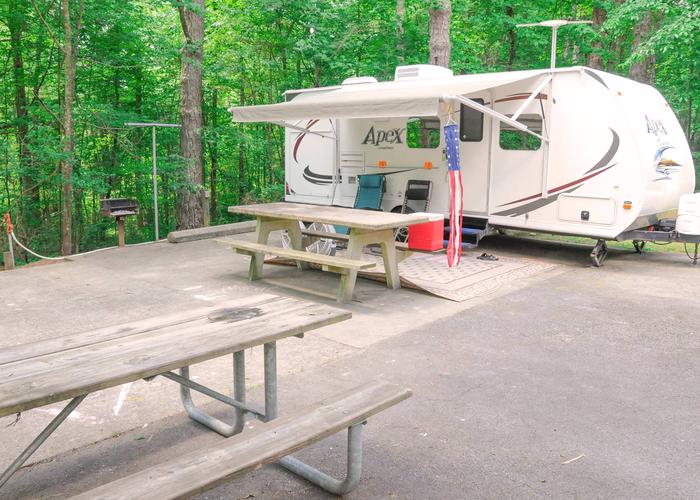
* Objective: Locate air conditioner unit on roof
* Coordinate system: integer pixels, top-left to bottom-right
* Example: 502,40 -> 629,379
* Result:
394,64 -> 454,81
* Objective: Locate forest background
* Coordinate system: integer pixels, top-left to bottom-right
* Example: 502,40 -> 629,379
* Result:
0,0 -> 698,260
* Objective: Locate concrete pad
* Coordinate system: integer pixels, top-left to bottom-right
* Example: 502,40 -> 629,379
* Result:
1,234 -> 698,498
0,235 -> 559,468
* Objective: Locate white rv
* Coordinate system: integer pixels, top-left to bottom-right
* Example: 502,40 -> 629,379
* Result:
230,64 -> 697,265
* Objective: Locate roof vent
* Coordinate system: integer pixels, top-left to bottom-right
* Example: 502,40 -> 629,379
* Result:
342,76 -> 378,85
394,64 -> 453,81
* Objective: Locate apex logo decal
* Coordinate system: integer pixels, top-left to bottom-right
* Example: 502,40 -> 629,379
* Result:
362,126 -> 406,147
645,115 -> 667,136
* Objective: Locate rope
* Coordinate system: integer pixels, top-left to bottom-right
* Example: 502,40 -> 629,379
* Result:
10,232 -> 66,261
2,211 -> 164,263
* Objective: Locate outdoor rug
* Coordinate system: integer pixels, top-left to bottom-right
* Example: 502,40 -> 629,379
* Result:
267,250 -> 556,302
360,251 -> 556,302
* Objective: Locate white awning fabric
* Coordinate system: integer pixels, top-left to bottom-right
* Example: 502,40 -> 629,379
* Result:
230,69 -> 548,122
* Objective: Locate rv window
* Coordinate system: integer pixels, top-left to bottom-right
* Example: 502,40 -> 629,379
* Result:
459,99 -> 484,142
499,114 -> 542,151
407,117 -> 440,149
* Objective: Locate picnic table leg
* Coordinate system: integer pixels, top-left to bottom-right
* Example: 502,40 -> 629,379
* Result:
0,395 -> 86,489
175,356 -> 248,437
284,221 -> 310,271
263,342 -> 278,421
249,217 -> 270,280
377,229 -> 401,290
233,351 -> 246,432
248,217 -> 290,280
338,233 -> 364,303
279,421 -> 365,495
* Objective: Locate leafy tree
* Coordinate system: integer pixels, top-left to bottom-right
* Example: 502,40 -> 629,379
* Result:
0,0 -> 697,264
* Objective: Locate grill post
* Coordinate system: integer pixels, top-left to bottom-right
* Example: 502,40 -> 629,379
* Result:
100,198 -> 139,248
117,217 -> 126,247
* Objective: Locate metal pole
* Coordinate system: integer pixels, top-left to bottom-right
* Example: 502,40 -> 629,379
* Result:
264,342 -> 278,421
278,423 -> 365,495
550,26 -> 558,69
152,126 -> 159,241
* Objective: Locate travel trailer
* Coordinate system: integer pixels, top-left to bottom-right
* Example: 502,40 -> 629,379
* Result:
229,64 -> 698,266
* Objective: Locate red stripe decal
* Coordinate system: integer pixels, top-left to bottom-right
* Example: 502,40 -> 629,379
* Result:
499,164 -> 615,207
292,119 -> 319,163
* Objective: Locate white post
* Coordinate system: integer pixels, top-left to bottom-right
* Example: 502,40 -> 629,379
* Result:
152,126 -> 159,241
7,232 -> 14,262
7,232 -> 15,262
4,231 -> 14,270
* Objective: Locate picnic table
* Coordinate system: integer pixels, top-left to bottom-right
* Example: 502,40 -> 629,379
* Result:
0,294 -> 412,498
223,202 -> 432,302
0,295 -> 348,491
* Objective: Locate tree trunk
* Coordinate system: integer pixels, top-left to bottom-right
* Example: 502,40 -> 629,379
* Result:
429,0 -> 451,68
397,0 -> 405,64
628,11 -> 654,83
237,82 -> 246,205
266,124 -> 275,185
588,7 -> 606,69
59,0 -> 83,255
110,69 -> 119,194
176,0 -> 205,230
506,6 -> 516,69
8,4 -> 37,229
133,65 -> 144,228
313,57 -> 321,87
209,89 -> 218,221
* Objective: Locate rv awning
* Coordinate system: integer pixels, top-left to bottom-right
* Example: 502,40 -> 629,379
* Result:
230,69 -> 548,122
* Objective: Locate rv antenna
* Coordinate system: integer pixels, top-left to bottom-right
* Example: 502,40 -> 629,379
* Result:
516,19 -> 592,69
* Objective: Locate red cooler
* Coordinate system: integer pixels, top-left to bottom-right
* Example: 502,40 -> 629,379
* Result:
408,213 -> 444,251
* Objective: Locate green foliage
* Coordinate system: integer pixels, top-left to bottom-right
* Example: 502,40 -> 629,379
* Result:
0,0 -> 698,261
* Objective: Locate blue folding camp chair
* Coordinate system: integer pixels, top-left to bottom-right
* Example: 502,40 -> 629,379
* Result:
335,173 -> 386,235
355,173 -> 386,210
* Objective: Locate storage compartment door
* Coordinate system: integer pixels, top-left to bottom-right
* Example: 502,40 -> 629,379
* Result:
557,195 -> 617,224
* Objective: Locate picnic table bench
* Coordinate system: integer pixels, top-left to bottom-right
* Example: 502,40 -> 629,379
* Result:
0,294 -> 412,497
74,381 -> 411,499
223,202 -> 431,302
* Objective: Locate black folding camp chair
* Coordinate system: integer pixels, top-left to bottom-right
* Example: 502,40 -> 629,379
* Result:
395,180 -> 432,242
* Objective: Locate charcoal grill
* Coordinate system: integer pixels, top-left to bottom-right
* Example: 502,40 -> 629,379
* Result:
100,198 -> 139,247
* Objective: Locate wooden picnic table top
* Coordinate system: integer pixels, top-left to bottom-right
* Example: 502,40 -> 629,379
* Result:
0,294 -> 350,418
228,202 -> 433,231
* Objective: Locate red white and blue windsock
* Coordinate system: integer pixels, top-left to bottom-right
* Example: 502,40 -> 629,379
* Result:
444,123 -> 463,267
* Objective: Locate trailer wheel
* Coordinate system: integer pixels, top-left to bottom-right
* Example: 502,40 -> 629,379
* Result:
633,240 -> 646,254
589,239 -> 608,267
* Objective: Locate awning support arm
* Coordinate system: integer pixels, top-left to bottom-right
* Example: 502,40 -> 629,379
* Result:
511,75 -> 553,122
272,121 -> 335,140
444,95 -> 547,143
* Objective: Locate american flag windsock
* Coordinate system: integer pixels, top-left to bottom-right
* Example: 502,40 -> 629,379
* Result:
444,123 -> 463,267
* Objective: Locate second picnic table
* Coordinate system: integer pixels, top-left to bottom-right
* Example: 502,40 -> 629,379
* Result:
223,202 -> 432,302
